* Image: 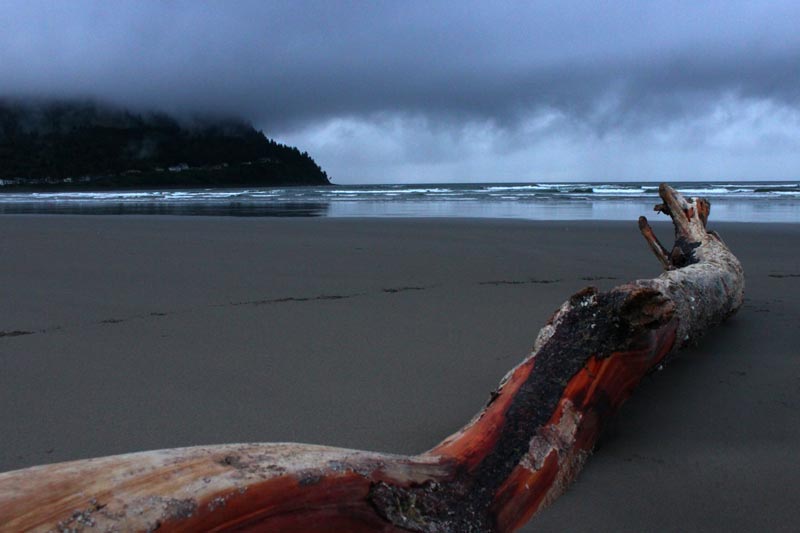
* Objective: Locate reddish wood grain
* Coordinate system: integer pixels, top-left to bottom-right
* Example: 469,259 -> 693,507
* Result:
0,184 -> 743,532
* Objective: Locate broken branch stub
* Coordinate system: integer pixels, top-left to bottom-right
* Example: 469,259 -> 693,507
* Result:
0,184 -> 744,532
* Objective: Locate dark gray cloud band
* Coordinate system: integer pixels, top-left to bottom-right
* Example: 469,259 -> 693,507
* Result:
2,1 -> 799,181
3,1 -> 798,127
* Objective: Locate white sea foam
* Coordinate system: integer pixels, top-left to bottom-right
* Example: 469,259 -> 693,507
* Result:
591,187 -> 646,194
674,188 -> 732,195
1,182 -> 797,221
485,185 -> 551,191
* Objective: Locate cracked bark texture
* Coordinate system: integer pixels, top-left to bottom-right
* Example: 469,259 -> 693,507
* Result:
0,184 -> 743,532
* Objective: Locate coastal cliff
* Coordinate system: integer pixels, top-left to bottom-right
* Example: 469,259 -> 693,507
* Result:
0,100 -> 331,189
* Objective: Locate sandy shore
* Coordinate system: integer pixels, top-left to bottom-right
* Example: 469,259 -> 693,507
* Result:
1,216 -> 798,531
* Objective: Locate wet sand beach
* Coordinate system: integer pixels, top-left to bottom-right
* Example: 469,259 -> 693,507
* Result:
1,216 -> 798,531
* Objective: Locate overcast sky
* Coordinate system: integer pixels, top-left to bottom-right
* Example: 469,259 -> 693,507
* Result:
2,1 -> 799,183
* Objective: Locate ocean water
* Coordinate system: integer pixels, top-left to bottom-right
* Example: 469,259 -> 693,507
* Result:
0,181 -> 798,222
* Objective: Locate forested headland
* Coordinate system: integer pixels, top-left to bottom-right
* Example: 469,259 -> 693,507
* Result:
0,100 -> 331,189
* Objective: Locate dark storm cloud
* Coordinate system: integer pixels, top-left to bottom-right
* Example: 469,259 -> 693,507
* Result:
2,0 -> 799,132
2,1 -> 800,182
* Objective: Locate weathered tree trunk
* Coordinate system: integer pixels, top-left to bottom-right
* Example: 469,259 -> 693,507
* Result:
0,184 -> 744,533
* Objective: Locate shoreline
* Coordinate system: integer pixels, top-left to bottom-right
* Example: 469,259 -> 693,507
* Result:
1,216 -> 798,530
1,180 -> 799,223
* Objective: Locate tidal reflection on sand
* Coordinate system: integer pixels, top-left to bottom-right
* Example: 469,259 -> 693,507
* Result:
0,201 -> 331,217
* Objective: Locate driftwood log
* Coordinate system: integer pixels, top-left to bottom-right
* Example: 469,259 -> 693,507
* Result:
0,184 -> 743,532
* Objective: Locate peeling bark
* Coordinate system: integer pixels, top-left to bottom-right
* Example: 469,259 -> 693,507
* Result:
0,184 -> 744,532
